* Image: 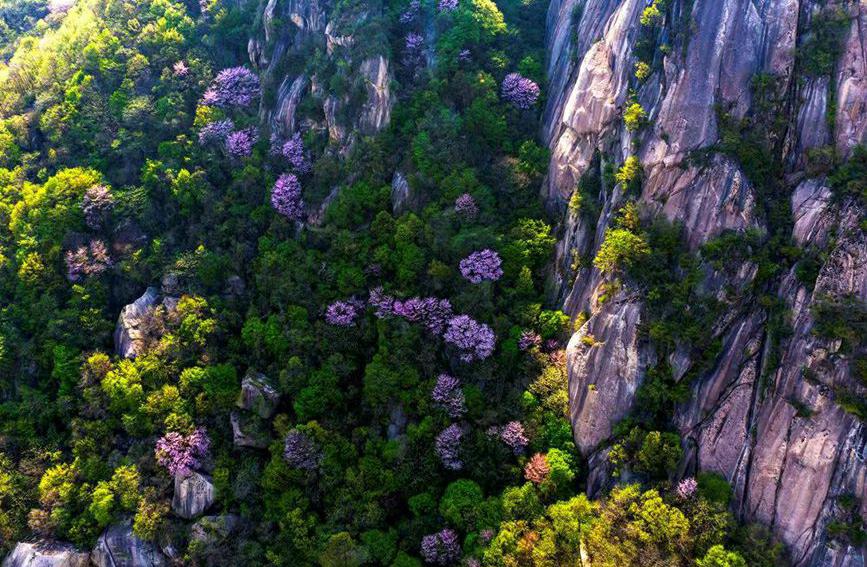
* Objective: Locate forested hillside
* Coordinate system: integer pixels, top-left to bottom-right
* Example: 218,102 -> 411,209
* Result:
0,0 -> 861,565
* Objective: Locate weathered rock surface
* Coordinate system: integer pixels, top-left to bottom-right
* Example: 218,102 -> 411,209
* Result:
1,542 -> 89,567
92,521 -> 167,567
172,472 -> 215,520
566,297 -> 651,454
237,370 -> 280,418
114,287 -> 160,359
544,0 -> 867,564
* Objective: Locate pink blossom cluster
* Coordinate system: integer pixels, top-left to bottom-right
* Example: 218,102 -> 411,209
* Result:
454,193 -> 478,219
155,428 -> 210,477
676,477 -> 698,500
435,424 -> 463,470
81,185 -> 114,230
420,528 -> 461,565
202,66 -> 261,108
325,300 -> 360,326
431,374 -> 466,418
173,61 -> 189,77
271,173 -> 305,220
443,315 -> 496,362
518,330 -> 542,351
65,240 -> 112,281
501,72 -> 540,109
283,430 -> 321,471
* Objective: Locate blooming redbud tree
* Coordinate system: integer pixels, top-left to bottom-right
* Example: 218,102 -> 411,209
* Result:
454,193 -> 478,219
283,430 -> 321,471
443,315 -> 495,362
65,240 -> 112,281
459,249 -> 503,283
271,173 -> 304,220
499,421 -> 528,454
225,127 -> 258,158
325,301 -> 359,326
501,72 -> 540,109
404,32 -> 424,67
676,477 -> 698,500
420,528 -> 461,565
202,66 -> 261,108
524,453 -> 550,484
431,374 -> 466,418
518,330 -> 542,351
399,0 -> 419,23
155,428 -> 210,477
198,119 -> 234,146
435,424 -> 463,470
81,185 -> 114,230
282,133 -> 311,173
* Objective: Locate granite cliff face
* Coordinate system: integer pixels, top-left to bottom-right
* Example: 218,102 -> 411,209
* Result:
543,0 -> 867,564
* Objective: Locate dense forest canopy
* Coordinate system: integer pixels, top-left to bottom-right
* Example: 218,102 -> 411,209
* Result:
1,0 -> 848,564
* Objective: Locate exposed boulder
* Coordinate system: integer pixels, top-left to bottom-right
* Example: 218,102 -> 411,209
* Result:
230,411 -> 270,449
172,472 -> 215,519
237,370 -> 280,418
92,521 -> 167,567
1,542 -> 89,567
114,287 -> 160,359
390,171 -> 411,215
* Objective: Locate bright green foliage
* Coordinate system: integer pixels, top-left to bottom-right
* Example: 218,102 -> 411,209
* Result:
614,156 -> 642,189
623,102 -> 647,131
697,545 -> 748,567
594,228 -> 650,274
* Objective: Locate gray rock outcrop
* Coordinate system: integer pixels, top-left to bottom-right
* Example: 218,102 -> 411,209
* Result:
172,472 -> 215,520
543,0 -> 867,564
1,542 -> 89,567
237,370 -> 280,418
92,521 -> 167,567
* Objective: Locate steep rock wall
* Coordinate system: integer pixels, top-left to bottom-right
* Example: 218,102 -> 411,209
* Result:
544,0 -> 867,564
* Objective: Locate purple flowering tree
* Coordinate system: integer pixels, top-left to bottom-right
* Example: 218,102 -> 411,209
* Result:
225,127 -> 258,158
454,193 -> 478,219
369,289 -> 454,335
431,374 -> 466,418
676,477 -> 698,500
173,61 -> 189,77
281,133 -> 311,173
155,428 -> 210,477
437,0 -> 458,12
65,240 -> 112,281
81,185 -> 114,230
443,315 -> 496,362
404,32 -> 424,67
518,330 -> 542,351
325,301 -> 359,326
198,119 -> 234,146
501,72 -> 540,109
499,421 -> 528,454
420,528 -> 461,565
399,0 -> 420,23
283,430 -> 321,470
202,66 -> 261,108
271,173 -> 305,220
435,424 -> 463,470
459,249 -> 503,283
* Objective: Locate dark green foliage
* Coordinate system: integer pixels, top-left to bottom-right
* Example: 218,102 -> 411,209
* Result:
797,7 -> 850,77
